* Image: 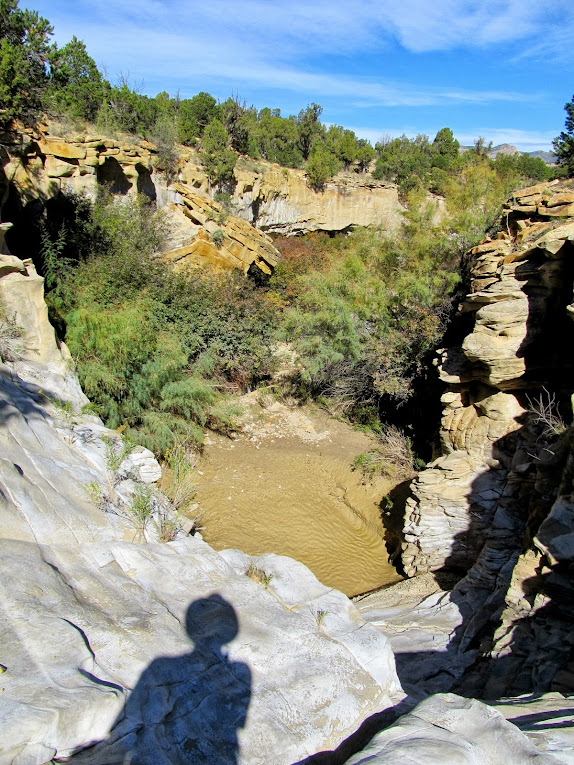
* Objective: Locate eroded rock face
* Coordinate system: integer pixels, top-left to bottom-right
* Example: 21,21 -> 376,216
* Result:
385,181 -> 574,708
1,125 -> 403,255
0,250 -> 87,407
163,183 -> 280,275
2,126 -> 156,203
347,693 -> 560,764
179,157 -> 404,236
402,181 -> 574,579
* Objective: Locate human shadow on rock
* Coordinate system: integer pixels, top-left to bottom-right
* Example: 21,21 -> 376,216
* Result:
72,594 -> 251,765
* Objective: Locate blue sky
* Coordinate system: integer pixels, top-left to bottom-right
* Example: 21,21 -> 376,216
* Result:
27,0 -> 574,151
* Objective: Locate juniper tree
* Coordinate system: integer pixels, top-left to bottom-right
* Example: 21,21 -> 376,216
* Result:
553,94 -> 574,176
0,0 -> 53,125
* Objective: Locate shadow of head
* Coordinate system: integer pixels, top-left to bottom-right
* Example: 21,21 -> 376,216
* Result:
186,594 -> 239,650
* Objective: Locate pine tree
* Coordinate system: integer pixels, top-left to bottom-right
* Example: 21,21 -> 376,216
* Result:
0,0 -> 53,125
553,94 -> 574,176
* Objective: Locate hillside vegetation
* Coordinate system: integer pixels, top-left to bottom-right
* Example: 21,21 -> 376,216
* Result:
1,0 -> 567,192
42,157 -> 541,454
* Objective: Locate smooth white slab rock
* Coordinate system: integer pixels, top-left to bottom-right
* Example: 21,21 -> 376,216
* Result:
494,694 -> 574,764
346,694 -> 561,764
0,365 -> 403,765
119,445 -> 162,484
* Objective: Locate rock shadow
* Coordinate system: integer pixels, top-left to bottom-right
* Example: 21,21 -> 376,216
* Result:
1,145 -> 60,259
136,167 -> 157,202
72,594 -> 251,765
97,157 -> 132,195
457,561 -> 574,700
380,478 -> 413,577
0,368 -> 63,427
297,696 -> 415,765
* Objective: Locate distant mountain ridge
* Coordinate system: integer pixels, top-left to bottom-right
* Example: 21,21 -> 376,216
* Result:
459,143 -> 557,164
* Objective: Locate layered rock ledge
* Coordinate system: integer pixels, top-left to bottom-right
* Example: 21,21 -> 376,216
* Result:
2,175 -> 573,760
369,182 -> 574,717
1,124 -> 403,248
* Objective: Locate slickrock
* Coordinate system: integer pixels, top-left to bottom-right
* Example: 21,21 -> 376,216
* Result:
346,694 -> 561,764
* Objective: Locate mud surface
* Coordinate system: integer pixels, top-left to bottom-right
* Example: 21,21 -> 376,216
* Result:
195,395 -> 401,597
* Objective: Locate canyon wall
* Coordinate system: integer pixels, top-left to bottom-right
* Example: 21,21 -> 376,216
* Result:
390,179 -> 574,700
1,124 -> 403,276
2,177 -> 572,760
0,231 -> 404,764
182,155 -> 403,236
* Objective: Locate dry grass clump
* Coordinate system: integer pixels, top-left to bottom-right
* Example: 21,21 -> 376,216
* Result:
159,440 -> 197,514
353,425 -> 416,482
246,564 -> 273,589
0,305 -> 33,363
526,387 -> 567,441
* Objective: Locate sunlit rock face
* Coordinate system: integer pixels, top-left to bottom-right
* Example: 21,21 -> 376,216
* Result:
402,180 -> 574,580
227,163 -> 403,236
2,125 -> 403,279
161,182 -> 280,276
346,693 -> 559,765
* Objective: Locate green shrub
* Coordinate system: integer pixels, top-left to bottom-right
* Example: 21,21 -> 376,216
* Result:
0,0 -> 53,126
212,228 -> 225,247
48,192 -> 278,456
305,143 -> 341,190
272,180 -> 496,417
152,114 -> 178,182
276,158 -> 527,422
160,439 -> 197,514
129,484 -> 154,536
200,118 -> 237,188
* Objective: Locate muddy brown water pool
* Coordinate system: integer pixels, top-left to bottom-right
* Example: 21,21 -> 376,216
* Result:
194,396 -> 401,597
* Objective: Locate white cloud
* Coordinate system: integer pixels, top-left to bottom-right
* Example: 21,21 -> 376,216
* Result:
45,17 -> 532,109
42,0 -> 574,60
369,0 -> 544,53
348,125 -> 557,151
28,0 -> 568,138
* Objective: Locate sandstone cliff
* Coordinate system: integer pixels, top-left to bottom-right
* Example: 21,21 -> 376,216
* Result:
162,183 -> 279,275
402,179 -> 574,581
181,154 -> 403,236
1,124 -> 403,275
364,181 -> 574,716
2,200 -> 572,761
